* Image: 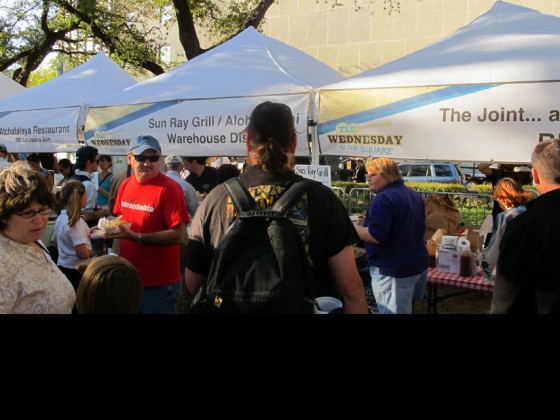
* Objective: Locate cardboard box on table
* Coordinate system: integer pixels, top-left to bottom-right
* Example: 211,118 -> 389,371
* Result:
462,225 -> 483,252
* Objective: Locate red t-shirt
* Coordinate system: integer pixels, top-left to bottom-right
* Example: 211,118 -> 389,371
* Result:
114,172 -> 190,287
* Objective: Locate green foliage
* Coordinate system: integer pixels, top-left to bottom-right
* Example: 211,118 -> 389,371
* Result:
0,0 -> 278,83
405,182 -> 467,193
0,0 -> 170,83
468,184 -> 493,195
332,181 -> 467,194
333,180 -> 492,226
209,0 -> 260,38
27,67 -> 58,87
1,0 -> 415,84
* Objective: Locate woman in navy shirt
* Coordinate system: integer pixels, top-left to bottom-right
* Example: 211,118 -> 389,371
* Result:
353,157 -> 428,314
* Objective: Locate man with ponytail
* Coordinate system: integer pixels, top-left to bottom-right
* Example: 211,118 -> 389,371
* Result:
185,101 -> 368,314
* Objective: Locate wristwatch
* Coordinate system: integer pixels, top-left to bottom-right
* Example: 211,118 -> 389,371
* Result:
137,233 -> 142,243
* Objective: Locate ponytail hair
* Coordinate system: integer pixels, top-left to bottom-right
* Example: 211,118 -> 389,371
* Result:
245,101 -> 296,174
58,180 -> 86,227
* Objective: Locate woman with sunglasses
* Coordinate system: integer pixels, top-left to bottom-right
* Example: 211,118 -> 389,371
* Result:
0,166 -> 75,313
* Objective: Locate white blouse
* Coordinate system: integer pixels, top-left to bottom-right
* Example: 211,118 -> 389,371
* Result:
0,234 -> 75,314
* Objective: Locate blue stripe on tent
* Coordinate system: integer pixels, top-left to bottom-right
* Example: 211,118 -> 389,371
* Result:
318,84 -> 497,135
85,101 -> 179,139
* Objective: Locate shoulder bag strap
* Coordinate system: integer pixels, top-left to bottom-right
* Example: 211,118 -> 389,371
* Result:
34,240 -> 51,258
99,173 -> 112,184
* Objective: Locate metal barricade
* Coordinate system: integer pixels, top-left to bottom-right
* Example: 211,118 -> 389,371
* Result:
347,188 -> 375,214
333,186 -> 492,226
330,186 -> 348,208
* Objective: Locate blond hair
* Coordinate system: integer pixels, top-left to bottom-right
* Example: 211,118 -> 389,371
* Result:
58,180 -> 85,228
365,157 -> 402,183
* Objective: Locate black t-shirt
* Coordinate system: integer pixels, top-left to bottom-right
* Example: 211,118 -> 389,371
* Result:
488,168 -> 532,187
355,166 -> 367,182
186,165 -> 359,297
185,166 -> 218,194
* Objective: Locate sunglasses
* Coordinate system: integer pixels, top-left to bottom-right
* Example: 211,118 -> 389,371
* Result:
132,154 -> 160,163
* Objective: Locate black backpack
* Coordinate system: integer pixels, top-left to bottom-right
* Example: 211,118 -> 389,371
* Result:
191,177 -> 317,314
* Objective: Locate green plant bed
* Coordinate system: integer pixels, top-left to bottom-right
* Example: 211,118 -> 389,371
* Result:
332,181 -> 468,194
406,182 -> 467,193
468,184 -> 493,195
333,181 -> 492,226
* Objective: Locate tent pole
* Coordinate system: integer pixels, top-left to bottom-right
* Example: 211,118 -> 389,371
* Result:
310,119 -> 319,165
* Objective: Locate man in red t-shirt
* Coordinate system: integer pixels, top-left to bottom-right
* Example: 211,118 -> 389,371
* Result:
108,135 -> 190,314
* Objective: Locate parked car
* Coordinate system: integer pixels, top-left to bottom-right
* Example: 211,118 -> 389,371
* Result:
398,161 -> 465,184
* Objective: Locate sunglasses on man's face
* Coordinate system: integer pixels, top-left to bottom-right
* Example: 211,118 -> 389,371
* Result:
132,154 -> 160,163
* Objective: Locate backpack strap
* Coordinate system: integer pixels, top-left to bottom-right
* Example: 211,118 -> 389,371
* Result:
224,177 -> 313,217
270,180 -> 312,215
223,177 -> 257,214
223,177 -> 311,216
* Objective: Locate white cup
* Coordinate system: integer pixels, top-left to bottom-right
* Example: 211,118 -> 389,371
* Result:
313,296 -> 343,314
349,215 -> 359,222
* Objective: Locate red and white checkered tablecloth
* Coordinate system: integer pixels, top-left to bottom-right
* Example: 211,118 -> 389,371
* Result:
428,267 -> 494,292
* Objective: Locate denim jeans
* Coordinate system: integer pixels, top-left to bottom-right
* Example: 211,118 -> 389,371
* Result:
369,266 -> 428,314
140,281 -> 182,314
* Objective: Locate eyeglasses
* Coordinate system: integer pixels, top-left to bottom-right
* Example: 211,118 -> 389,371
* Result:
366,173 -> 379,179
14,207 -> 51,219
132,154 -> 160,163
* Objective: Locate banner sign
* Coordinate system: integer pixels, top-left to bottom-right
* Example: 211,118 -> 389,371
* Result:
294,165 -> 331,187
85,95 -> 310,156
318,82 -> 560,162
0,107 -> 81,153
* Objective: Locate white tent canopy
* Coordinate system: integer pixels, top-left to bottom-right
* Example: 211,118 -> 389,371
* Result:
85,27 -> 344,156
318,1 -> 560,162
0,73 -> 24,99
0,52 -> 136,153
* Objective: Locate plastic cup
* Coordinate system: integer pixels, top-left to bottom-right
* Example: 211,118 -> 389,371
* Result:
313,296 -> 343,314
90,230 -> 106,256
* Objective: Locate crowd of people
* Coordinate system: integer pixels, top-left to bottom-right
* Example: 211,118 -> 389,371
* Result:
1,101 -> 559,314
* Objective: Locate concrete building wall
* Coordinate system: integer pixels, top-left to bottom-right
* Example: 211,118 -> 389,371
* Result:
256,0 -> 560,77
